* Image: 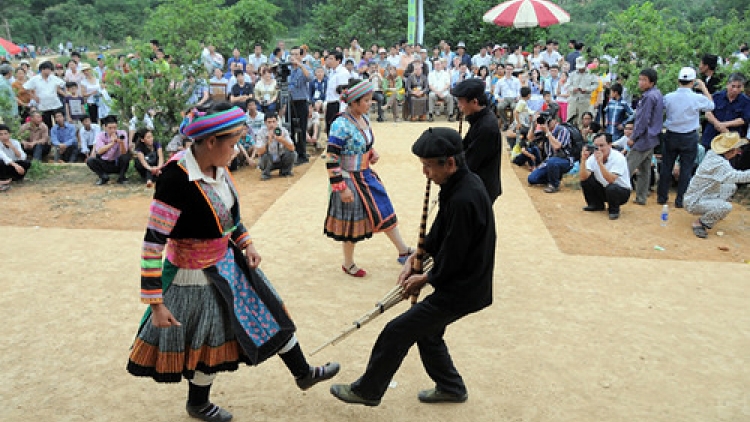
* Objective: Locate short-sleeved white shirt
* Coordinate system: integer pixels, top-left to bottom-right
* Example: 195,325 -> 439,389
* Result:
585,148 -> 631,189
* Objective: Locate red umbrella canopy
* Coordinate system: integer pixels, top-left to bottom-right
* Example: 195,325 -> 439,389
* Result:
483,0 -> 570,28
0,38 -> 21,56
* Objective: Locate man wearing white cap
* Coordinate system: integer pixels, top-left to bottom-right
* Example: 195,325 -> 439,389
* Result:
657,67 -> 714,208
455,42 -> 471,68
566,56 -> 598,125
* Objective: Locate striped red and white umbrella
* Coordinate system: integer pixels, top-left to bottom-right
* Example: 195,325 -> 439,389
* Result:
483,0 -> 570,28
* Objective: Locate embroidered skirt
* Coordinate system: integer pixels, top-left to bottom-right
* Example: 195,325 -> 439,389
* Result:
324,168 -> 398,243
127,245 -> 295,383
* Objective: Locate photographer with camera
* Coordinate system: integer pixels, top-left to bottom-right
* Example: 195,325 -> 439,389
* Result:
579,133 -> 632,220
287,46 -> 314,165
527,111 -> 572,193
86,115 -> 131,185
255,113 -> 297,181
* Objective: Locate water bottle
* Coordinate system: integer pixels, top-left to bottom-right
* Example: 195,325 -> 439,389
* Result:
660,204 -> 669,227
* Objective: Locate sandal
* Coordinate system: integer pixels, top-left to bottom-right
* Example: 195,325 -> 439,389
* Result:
692,224 -> 708,239
342,263 -> 367,277
397,247 -> 416,265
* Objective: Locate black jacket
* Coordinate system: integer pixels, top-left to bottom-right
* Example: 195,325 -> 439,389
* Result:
423,168 -> 496,314
464,106 -> 502,202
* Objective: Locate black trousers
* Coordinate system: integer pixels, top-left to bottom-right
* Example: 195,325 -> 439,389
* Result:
324,101 -> 340,135
86,152 -> 131,180
87,103 -> 99,124
581,176 -> 631,213
657,130 -> 698,206
351,298 -> 467,401
41,107 -> 64,131
0,160 -> 31,181
291,99 -> 308,161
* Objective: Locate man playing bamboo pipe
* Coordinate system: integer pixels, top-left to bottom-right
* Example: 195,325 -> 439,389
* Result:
330,127 -> 496,406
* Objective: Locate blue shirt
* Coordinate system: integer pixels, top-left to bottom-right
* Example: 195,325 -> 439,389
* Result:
631,86 -> 664,151
50,122 -> 78,147
288,64 -> 313,101
664,87 -> 714,133
225,57 -> 247,78
700,90 -> 750,147
309,77 -> 327,103
603,98 -> 634,136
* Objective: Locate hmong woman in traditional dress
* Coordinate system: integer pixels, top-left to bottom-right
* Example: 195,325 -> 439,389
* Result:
127,103 -> 339,422
324,79 -> 413,277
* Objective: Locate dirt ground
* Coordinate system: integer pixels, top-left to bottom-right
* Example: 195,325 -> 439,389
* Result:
2,120 -> 749,422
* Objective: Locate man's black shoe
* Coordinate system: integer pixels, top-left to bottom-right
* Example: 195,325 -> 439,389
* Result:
582,206 -> 605,212
95,177 -> 109,186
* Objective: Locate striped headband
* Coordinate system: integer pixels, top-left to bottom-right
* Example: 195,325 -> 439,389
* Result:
342,80 -> 374,104
180,106 -> 246,139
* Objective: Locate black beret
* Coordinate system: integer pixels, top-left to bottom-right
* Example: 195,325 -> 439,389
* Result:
451,78 -> 485,99
412,127 -> 463,158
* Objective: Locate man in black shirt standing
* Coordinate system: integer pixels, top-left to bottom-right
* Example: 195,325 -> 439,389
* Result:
330,127 -> 496,406
452,78 -> 502,202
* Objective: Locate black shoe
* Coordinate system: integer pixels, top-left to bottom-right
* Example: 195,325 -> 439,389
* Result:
95,177 -> 109,186
377,116 -> 384,122
608,212 -> 620,220
675,200 -> 683,208
185,402 -> 233,422
330,384 -> 381,406
116,177 -> 127,184
633,199 -> 646,206
582,205 -> 605,212
417,388 -> 468,404
280,171 -> 293,177
296,362 -> 340,390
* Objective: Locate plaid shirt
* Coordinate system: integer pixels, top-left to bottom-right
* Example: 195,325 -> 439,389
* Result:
604,98 -> 633,136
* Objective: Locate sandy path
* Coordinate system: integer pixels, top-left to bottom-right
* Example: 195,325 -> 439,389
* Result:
2,121 -> 749,421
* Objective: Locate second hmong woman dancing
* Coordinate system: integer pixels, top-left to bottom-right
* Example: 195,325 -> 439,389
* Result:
324,79 -> 412,277
127,103 -> 339,422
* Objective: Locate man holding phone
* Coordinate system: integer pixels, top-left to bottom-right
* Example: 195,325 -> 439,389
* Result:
579,132 -> 632,220
86,115 -> 131,185
658,67 -> 715,208
255,113 -> 297,180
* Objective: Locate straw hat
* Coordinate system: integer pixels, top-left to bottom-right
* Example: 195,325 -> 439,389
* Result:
711,132 -> 748,154
79,62 -> 92,72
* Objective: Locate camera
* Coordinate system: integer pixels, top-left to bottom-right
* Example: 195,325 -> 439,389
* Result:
276,62 -> 291,83
274,127 -> 282,136
585,144 -> 598,153
536,111 -> 551,125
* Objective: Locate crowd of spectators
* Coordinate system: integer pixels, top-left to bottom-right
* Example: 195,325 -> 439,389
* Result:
1,37 -> 750,239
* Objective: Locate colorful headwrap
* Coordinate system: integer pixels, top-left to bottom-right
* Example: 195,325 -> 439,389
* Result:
179,106 -> 246,139
341,80 -> 374,104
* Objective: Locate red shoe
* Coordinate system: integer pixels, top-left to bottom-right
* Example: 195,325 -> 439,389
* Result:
342,264 -> 367,277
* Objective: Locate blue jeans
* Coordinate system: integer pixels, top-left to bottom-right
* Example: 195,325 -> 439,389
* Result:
528,156 -> 572,188
512,145 -> 541,168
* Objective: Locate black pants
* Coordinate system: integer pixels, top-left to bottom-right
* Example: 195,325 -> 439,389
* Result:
134,154 -> 159,183
351,298 -> 467,401
581,176 -> 631,213
87,103 -> 99,124
41,107 -> 63,131
291,99 -> 308,161
86,153 -> 131,180
324,101 -> 340,135
0,160 -> 31,181
657,130 -> 698,206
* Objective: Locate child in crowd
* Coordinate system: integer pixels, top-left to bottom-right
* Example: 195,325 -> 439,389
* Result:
64,82 -> 87,126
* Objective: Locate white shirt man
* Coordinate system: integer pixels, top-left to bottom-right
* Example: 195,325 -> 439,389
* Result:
472,49 -> 492,69
79,119 -> 101,156
23,66 -> 65,112
428,60 -> 454,121
386,47 -> 401,69
540,45 -> 562,67
580,133 -> 632,219
248,44 -> 268,70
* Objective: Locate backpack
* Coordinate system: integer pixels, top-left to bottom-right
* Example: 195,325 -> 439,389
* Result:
560,122 -> 584,162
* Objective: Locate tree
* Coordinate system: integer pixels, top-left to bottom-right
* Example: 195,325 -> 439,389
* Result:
105,41 -> 193,143
226,0 -> 286,51
142,0 -> 233,65
598,2 -> 692,94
